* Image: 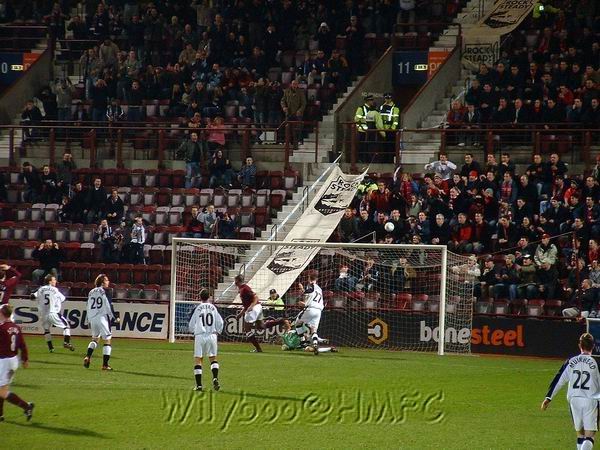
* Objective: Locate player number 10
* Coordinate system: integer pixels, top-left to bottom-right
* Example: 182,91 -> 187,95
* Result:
199,313 -> 213,327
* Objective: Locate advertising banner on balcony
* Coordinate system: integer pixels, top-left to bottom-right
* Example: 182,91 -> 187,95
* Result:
244,166 -> 366,300
462,35 -> 500,71
427,49 -> 451,78
462,0 -> 535,69
478,0 -> 536,35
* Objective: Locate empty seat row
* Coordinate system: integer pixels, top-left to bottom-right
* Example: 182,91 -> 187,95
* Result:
1,168 -> 299,192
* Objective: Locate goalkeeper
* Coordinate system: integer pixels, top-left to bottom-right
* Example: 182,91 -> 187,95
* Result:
280,320 -> 337,355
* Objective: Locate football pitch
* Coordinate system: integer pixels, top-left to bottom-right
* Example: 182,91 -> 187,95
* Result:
3,336 -> 572,449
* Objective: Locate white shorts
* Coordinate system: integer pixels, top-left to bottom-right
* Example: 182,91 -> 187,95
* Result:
42,313 -> 70,330
299,308 -> 322,331
194,334 -> 218,358
90,316 -> 112,340
244,303 -> 264,324
0,356 -> 19,386
570,397 -> 599,431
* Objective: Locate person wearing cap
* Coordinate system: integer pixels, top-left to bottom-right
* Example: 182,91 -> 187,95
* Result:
517,254 -> 539,300
354,94 -> 382,161
479,256 -> 498,300
378,93 -> 400,162
263,289 -> 285,311
313,23 -> 334,57
354,94 -> 379,133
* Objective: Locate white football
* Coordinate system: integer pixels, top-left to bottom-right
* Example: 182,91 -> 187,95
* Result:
384,222 -> 395,232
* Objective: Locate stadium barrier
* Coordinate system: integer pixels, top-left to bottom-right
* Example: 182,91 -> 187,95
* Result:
11,297 -> 168,339
208,306 -> 584,358
10,293 -> 584,356
0,120 -> 319,169
341,124 -> 598,171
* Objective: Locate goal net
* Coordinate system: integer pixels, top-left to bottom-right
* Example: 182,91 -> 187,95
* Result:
169,239 -> 474,354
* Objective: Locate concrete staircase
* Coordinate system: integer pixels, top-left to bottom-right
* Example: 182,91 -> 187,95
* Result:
398,0 -> 495,172
212,160 -> 333,302
290,77 -> 363,165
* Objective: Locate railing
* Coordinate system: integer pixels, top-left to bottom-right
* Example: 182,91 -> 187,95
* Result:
340,122 -> 599,170
0,25 -> 48,51
392,22 -> 462,49
0,120 -> 319,170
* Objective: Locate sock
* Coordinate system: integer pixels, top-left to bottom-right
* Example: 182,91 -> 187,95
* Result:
318,347 -> 332,353
194,364 -> 202,387
211,361 -> 219,379
263,318 -> 285,329
87,341 -> 97,357
246,331 -> 262,351
64,331 -> 71,344
295,324 -> 306,336
102,344 -> 111,366
582,437 -> 594,450
0,398 -> 3,416
6,392 -> 28,410
578,437 -> 585,450
311,333 -> 319,344
44,331 -> 53,350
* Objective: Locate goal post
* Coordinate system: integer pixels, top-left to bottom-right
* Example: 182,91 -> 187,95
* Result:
169,238 -> 474,354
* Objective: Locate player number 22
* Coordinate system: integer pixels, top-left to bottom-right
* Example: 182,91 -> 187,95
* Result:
573,370 -> 591,390
199,313 -> 213,327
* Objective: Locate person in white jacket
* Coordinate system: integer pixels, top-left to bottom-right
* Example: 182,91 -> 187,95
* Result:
424,154 -> 457,180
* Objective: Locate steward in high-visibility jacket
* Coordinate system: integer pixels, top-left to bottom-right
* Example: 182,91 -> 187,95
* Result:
354,95 -> 381,133
379,93 -> 400,131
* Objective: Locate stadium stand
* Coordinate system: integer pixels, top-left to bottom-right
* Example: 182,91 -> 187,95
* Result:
2,0 -> 599,319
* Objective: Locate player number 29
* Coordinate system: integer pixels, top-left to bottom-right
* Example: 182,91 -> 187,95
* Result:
573,370 -> 591,390
90,296 -> 103,309
199,313 -> 213,327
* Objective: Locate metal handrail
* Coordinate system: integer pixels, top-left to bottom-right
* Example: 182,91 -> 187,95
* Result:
216,154 -> 342,300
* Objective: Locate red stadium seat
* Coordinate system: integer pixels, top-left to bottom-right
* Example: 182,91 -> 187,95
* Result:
526,299 -> 545,317
395,293 -> 413,310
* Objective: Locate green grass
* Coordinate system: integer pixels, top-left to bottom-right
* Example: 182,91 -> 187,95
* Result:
2,336 -> 573,449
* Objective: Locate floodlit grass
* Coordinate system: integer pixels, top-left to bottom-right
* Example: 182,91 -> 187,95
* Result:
2,336 -> 571,449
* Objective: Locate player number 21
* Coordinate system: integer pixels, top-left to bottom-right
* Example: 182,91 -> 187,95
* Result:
573,370 -> 591,390
199,313 -> 213,327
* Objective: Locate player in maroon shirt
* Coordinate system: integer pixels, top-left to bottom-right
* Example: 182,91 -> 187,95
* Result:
0,264 -> 21,305
0,304 -> 34,421
234,275 -> 284,353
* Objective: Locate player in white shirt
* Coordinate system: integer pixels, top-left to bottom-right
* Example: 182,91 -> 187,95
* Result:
296,272 -> 325,354
31,275 -> 74,353
188,289 -> 223,391
542,333 -> 600,450
84,274 -> 119,371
